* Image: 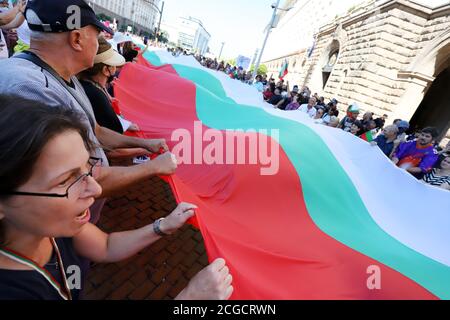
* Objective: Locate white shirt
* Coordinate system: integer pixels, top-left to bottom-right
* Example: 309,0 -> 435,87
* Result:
118,115 -> 132,132
322,114 -> 331,124
17,21 -> 30,45
314,118 -> 325,124
298,104 -> 317,118
0,31 -> 8,59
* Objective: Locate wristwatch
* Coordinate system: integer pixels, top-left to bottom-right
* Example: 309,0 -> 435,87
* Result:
153,218 -> 169,236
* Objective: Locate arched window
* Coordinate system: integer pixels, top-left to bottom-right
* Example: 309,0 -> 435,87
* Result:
322,40 -> 340,89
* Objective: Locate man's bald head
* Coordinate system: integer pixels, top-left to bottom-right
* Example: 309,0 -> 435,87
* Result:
29,25 -> 100,76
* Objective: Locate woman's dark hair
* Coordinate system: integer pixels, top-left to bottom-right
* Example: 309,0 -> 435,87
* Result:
269,82 -> 276,93
122,41 -> 139,62
0,96 -> 95,246
329,109 -> 339,117
352,120 -> 364,135
374,117 -> 385,129
435,155 -> 450,170
123,41 -> 133,53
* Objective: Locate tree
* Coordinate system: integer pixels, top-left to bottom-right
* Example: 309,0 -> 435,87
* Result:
157,30 -> 170,44
250,64 -> 268,76
96,13 -> 112,22
226,59 -> 236,66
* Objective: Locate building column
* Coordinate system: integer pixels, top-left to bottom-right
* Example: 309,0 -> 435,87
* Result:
392,71 -> 435,121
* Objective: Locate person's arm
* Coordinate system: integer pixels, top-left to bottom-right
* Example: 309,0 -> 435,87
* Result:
0,12 -> 24,30
389,139 -> 401,159
175,258 -> 233,300
94,152 -> 177,198
406,167 -> 422,174
105,147 -> 148,160
370,137 -> 379,147
73,202 -> 234,300
141,44 -> 149,55
417,152 -> 439,174
440,182 -> 450,191
95,124 -> 168,154
0,6 -> 19,26
73,203 -> 196,263
391,141 -> 407,163
275,99 -> 285,109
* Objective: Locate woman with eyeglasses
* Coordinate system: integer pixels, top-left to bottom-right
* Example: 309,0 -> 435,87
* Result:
0,99 -> 233,300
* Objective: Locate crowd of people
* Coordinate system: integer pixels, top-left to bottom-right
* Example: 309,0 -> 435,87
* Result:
0,0 -> 448,302
193,54 -> 256,83
0,0 -> 233,300
260,77 -> 450,190
167,48 -> 258,84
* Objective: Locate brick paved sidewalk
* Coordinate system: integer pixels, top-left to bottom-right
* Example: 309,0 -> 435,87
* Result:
84,176 -> 209,300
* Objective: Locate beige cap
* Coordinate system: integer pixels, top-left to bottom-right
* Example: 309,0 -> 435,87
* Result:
94,47 -> 126,67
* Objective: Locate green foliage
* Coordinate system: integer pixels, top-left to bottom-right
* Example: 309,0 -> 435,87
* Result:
157,30 -> 169,44
250,64 -> 268,76
226,59 -> 236,66
96,13 -> 112,22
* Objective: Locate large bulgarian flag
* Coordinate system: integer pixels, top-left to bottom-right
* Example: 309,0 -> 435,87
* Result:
113,47 -> 450,300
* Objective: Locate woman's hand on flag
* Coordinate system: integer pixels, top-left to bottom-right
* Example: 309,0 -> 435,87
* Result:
175,258 -> 234,300
148,152 -> 178,175
160,202 -> 198,235
141,138 -> 169,154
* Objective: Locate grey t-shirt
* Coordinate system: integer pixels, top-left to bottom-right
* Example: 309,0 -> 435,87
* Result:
0,57 -> 108,223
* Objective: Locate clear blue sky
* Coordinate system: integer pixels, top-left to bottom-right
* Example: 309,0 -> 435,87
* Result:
162,0 -> 276,60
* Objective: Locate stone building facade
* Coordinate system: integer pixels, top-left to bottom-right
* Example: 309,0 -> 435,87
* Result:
264,0 -> 450,142
89,0 -> 161,35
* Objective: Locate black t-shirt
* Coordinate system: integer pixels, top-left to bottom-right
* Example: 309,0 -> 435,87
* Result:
268,94 -> 283,106
0,238 -> 83,300
279,97 -> 291,110
299,95 -> 310,105
80,80 -> 124,134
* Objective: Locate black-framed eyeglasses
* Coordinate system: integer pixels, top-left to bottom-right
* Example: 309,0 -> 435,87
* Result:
2,157 -> 102,199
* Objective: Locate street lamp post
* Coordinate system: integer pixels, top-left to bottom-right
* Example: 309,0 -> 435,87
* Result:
251,0 -> 281,82
251,1 -> 293,81
218,42 -> 225,60
131,0 -> 136,33
143,0 -> 165,40
157,1 -> 165,38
